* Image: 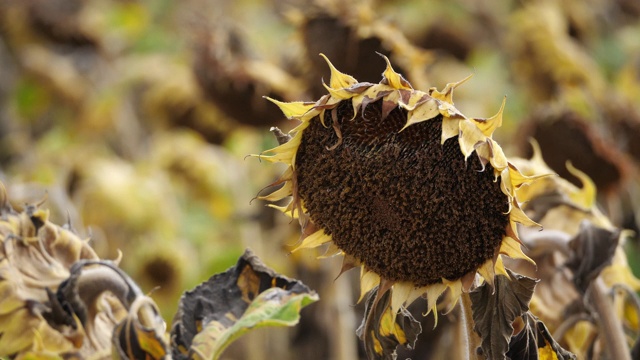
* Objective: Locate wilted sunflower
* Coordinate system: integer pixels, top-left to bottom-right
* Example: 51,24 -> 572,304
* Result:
258,55 -> 543,332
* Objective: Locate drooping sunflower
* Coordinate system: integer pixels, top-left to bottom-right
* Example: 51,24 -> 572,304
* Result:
258,54 -> 543,328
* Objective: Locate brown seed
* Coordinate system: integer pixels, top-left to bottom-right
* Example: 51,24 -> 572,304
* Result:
295,99 -> 509,286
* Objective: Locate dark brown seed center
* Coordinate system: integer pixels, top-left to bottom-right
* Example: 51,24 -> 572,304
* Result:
294,99 -> 510,286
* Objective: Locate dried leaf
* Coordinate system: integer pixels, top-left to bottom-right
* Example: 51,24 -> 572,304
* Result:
356,287 -> 422,360
507,313 -> 576,360
470,269 -> 538,360
566,221 -> 620,293
170,248 -> 318,360
38,260 -> 169,359
112,297 -> 169,360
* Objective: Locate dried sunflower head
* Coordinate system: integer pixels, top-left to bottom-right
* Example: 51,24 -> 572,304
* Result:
0,184 -> 168,358
511,144 -> 640,358
258,55 -> 543,322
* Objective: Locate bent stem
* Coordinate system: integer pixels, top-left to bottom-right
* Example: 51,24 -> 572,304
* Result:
589,277 -> 631,360
460,292 -> 481,360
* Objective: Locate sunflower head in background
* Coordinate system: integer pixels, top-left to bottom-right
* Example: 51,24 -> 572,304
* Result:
258,54 -> 545,356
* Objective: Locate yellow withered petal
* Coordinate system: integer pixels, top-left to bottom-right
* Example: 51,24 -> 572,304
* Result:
477,259 -> 497,287
406,286 -> 428,309
476,140 -> 508,177
458,119 -> 487,160
424,282 -> 448,316
318,242 -> 342,259
267,202 -> 297,218
292,230 -> 332,252
487,139 -> 508,172
437,100 -> 464,119
441,117 -> 460,144
565,161 -> 596,209
510,203 -> 540,228
380,54 -> 412,90
0,279 -> 22,315
258,181 -> 293,202
429,74 -> 473,104
508,163 -> 553,189
265,97 -> 315,119
323,81 -> 357,100
471,97 -> 506,138
528,138 -> 547,168
0,308 -> 40,354
398,91 -> 428,111
319,53 -> 358,90
494,255 -> 509,277
359,269 -> 381,303
401,98 -> 440,131
391,282 -> 413,315
258,133 -> 302,164
500,236 -> 535,265
442,279 -> 463,313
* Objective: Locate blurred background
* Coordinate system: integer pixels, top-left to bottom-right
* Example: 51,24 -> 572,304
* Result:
0,0 -> 639,359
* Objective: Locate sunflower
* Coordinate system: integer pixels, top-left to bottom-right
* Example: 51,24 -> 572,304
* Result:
258,55 -> 543,332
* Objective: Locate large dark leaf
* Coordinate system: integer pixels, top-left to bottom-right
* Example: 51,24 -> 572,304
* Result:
470,269 -> 538,360
356,287 -> 422,360
507,313 -> 576,360
170,248 -> 318,360
565,221 -> 620,293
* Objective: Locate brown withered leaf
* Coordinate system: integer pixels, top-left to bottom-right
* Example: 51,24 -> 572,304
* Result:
356,287 -> 422,360
507,312 -> 576,360
169,248 -> 318,360
112,297 -> 169,360
566,221 -> 620,293
470,269 -> 538,360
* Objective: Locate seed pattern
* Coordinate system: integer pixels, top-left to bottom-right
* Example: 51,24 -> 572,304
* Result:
295,100 -> 510,286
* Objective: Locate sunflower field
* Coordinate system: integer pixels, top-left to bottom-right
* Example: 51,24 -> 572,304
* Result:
0,0 -> 639,359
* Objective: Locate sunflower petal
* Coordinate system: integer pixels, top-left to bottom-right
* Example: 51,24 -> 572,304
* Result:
430,74 -> 473,104
424,282 -> 448,314
265,97 -> 315,119
319,53 -> 358,89
510,203 -> 540,228
292,230 -> 332,252
494,255 -> 510,277
500,236 -> 536,265
391,282 -> 413,315
471,96 -> 505,138
458,120 -> 487,160
442,279 -> 463,314
359,269 -> 381,303
401,98 -> 440,131
380,54 -> 412,90
258,181 -> 292,202
441,117 -> 460,144
565,161 -> 596,209
478,259 -> 497,287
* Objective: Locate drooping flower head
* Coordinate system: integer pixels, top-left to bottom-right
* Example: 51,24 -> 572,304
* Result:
258,54 -> 544,339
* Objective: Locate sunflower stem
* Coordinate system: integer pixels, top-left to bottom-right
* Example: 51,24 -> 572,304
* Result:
459,292 -> 481,360
589,277 -> 631,360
